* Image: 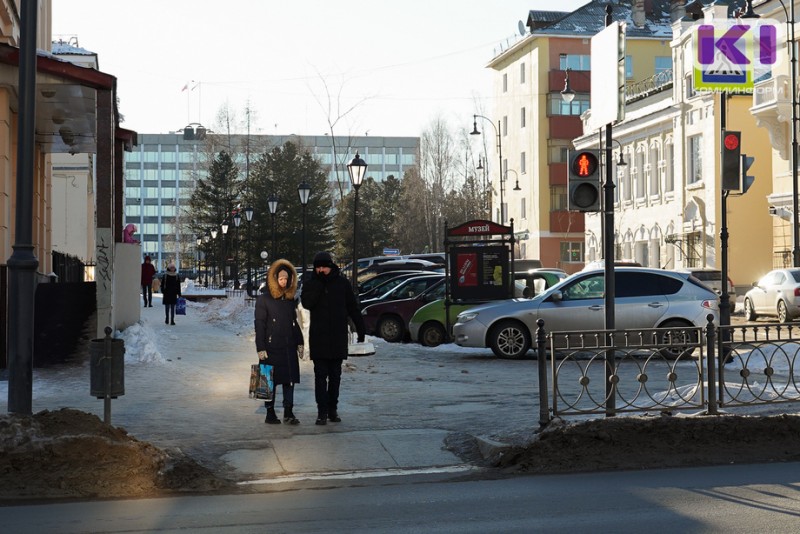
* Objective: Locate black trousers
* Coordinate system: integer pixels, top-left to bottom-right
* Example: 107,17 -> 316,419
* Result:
142,284 -> 152,306
313,358 -> 343,416
264,383 -> 295,409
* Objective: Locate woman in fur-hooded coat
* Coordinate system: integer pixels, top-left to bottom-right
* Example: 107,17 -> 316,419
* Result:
254,258 -> 304,423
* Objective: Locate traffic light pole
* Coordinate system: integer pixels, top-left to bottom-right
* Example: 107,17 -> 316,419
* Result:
602,5 -> 616,417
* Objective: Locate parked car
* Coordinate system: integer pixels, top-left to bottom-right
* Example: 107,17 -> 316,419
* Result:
676,267 -> 736,312
362,279 -> 447,342
743,268 -> 800,322
408,269 -> 569,347
359,273 -> 444,309
358,270 -> 426,297
452,267 -> 719,359
357,259 -> 444,283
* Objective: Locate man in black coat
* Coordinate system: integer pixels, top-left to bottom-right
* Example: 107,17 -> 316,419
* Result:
300,251 -> 366,425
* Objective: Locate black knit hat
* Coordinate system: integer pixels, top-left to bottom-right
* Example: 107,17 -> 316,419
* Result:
313,251 -> 335,268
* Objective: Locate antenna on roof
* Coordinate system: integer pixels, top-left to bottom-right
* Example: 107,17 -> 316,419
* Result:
518,20 -> 526,36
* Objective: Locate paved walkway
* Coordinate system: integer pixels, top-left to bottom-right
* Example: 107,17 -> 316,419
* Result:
2,296 -> 495,487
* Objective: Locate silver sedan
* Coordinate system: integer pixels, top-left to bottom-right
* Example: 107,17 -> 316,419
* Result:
453,267 -> 719,359
743,268 -> 800,323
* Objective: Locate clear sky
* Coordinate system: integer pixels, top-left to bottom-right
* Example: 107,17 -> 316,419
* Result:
52,0 -> 586,138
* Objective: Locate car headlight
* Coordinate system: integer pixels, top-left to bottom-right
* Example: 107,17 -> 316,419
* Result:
457,312 -> 478,323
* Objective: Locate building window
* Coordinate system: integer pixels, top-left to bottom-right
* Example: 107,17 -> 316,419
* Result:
502,116 -> 508,136
688,135 -> 703,184
550,185 -> 568,211
665,143 -> 675,192
559,54 -> 590,70
549,144 -> 569,163
560,241 -> 584,263
636,151 -> 646,199
503,73 -> 508,92
520,62 -> 526,84
655,56 -> 672,75
520,197 -> 526,219
520,107 -> 526,128
648,146 -> 660,196
548,94 -> 590,116
622,165 -> 632,202
625,56 -> 634,79
520,152 -> 526,174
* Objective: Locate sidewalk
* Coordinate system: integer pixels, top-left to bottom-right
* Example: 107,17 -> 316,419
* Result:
2,294 -> 484,487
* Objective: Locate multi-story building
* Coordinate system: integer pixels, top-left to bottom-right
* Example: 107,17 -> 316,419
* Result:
484,0 -> 683,273
573,2 -> 774,291
124,131 -> 418,270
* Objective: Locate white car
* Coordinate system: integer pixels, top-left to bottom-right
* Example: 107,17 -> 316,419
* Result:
453,267 -> 719,359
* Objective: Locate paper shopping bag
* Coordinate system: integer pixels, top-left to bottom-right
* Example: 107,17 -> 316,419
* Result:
249,363 -> 273,401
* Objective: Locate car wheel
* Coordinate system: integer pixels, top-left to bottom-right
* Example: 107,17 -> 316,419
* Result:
489,320 -> 531,359
743,298 -> 756,321
658,320 -> 698,360
419,322 -> 447,347
778,300 -> 790,323
378,316 -> 404,343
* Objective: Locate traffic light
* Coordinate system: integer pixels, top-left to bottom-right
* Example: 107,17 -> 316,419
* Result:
740,154 -> 755,194
721,130 -> 741,190
568,149 -> 601,212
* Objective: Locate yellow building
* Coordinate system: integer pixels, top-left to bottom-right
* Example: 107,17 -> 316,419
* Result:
485,0 -> 678,273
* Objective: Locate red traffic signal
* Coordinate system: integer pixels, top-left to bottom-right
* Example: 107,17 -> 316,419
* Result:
721,130 -> 741,190
571,151 -> 599,177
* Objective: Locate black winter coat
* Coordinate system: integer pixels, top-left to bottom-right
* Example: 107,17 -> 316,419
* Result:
161,272 -> 181,305
254,259 -> 303,385
300,264 -> 365,361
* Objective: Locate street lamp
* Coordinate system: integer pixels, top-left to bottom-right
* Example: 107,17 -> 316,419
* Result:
233,211 -> 242,289
260,250 -> 269,291
210,228 -> 218,287
244,205 -> 254,294
221,221 -> 229,287
196,235 -> 202,284
297,181 -> 311,279
471,115 -> 505,224
267,193 -> 278,263
347,151 -> 367,290
505,168 -> 522,192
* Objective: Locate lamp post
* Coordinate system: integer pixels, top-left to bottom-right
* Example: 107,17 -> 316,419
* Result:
268,193 -> 278,263
221,221 -> 229,287
505,168 -> 522,192
196,235 -> 202,284
210,228 -> 218,287
260,250 -> 268,290
477,156 -> 490,217
471,115 -> 504,224
297,181 -> 311,279
347,151 -> 367,290
244,205 -> 254,294
233,211 -> 242,289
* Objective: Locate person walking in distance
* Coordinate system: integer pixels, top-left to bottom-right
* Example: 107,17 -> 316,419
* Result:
141,255 -> 156,307
161,262 -> 182,325
300,251 -> 366,425
255,259 -> 305,425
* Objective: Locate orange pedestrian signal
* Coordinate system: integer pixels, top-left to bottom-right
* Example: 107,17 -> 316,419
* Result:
572,152 -> 598,177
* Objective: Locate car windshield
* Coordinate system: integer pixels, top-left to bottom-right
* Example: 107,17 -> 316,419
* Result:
690,270 -> 722,282
792,271 -> 800,283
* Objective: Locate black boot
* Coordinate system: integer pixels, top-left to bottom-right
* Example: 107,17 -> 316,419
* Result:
328,409 -> 341,423
315,411 -> 327,425
283,406 -> 300,425
265,407 -> 281,424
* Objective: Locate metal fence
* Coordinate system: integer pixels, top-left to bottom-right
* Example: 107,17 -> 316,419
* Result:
537,317 -> 800,424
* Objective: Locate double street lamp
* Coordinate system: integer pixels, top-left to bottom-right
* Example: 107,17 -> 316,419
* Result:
298,182 -> 311,278
347,151 -> 367,290
471,115 -> 505,224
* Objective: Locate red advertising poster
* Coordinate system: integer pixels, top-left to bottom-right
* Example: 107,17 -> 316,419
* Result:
456,253 -> 478,287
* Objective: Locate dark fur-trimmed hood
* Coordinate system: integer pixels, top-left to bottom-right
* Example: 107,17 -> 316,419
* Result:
266,258 -> 298,300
